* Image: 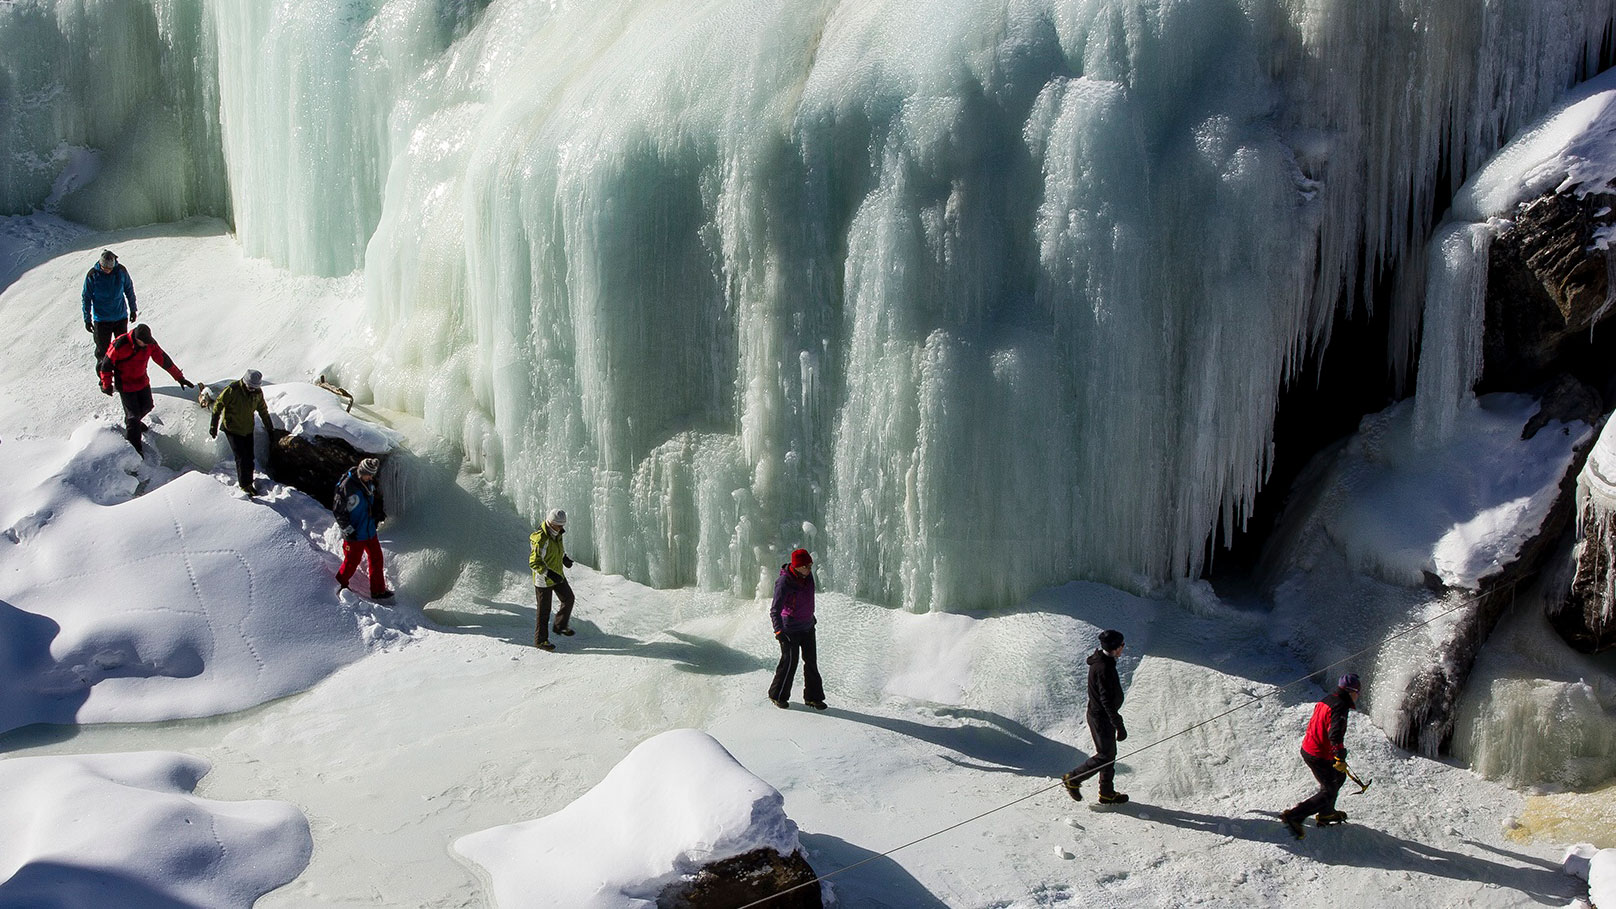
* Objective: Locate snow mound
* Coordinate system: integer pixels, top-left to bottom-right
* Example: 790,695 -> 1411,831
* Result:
262,382 -> 401,452
1311,395 -> 1586,590
0,751 -> 310,908
455,729 -> 802,909
1565,844 -> 1616,908
0,421 -> 389,734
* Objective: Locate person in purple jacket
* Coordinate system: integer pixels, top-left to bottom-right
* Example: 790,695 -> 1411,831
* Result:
768,548 -> 826,710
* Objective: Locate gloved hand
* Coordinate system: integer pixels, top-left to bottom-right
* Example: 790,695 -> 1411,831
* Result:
545,569 -> 563,584
100,386 -> 113,396
1332,758 -> 1349,774
84,319 -> 94,334
129,308 -> 137,321
179,378 -> 195,389
1115,721 -> 1127,742
375,511 -> 387,524
562,555 -> 573,568
341,526 -> 357,541
209,425 -> 218,439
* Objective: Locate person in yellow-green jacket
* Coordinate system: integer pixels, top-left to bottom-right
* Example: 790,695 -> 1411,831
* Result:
529,508 -> 575,651
209,368 -> 273,496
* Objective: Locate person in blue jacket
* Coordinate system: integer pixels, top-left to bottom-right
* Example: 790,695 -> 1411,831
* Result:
82,249 -> 137,374
333,458 -> 393,599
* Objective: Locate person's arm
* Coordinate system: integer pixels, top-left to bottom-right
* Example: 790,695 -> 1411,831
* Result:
82,272 -> 93,327
121,266 -> 136,320
332,478 -> 358,538
1328,700 -> 1349,757
769,573 -> 787,634
150,343 -> 192,387
255,390 -> 273,432
209,387 -> 226,436
1101,661 -> 1126,726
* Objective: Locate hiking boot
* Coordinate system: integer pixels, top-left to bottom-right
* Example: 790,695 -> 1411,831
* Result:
1061,772 -> 1083,802
372,589 -> 395,600
1315,810 -> 1347,826
554,627 -> 575,636
536,640 -> 555,651
805,699 -> 827,710
1097,791 -> 1129,805
770,698 -> 789,709
1281,812 -> 1306,840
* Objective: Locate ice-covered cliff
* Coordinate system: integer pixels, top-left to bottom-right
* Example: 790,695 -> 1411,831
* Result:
4,0 -> 1614,608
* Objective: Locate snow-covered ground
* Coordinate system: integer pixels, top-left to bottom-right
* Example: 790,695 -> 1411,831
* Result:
1,219 -> 1609,906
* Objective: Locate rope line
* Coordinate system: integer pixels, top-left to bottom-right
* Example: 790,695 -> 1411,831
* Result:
736,579 -> 1514,909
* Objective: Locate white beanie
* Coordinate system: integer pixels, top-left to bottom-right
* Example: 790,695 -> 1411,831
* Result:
546,508 -> 567,527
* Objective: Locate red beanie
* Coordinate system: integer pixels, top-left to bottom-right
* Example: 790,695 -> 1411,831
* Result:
789,548 -> 812,570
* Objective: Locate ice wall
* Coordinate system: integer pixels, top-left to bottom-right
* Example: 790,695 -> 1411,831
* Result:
353,0 -> 1616,608
5,0 -> 1615,609
0,0 -> 228,225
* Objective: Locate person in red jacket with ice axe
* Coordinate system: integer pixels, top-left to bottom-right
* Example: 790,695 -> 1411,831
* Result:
98,323 -> 193,455
1280,672 -> 1361,839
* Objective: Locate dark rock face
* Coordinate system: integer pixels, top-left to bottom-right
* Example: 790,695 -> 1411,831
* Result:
1479,190 -> 1616,394
1392,420 -> 1596,755
656,848 -> 821,909
1555,495 -> 1616,653
264,428 -> 382,506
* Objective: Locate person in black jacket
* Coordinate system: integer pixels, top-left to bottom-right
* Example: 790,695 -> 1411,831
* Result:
1062,629 -> 1129,804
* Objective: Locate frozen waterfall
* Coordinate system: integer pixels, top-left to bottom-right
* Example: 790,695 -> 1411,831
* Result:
4,0 -> 1614,609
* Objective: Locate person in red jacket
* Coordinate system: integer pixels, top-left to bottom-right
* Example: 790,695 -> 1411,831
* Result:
1280,673 -> 1360,839
767,548 -> 825,710
98,323 -> 193,455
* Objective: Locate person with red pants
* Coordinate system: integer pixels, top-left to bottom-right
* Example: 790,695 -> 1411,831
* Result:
768,548 -> 826,710
97,323 -> 193,455
1280,673 -> 1361,839
333,457 -> 393,599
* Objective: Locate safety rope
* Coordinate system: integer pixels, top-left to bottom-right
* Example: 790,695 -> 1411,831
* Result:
735,579 -> 1516,908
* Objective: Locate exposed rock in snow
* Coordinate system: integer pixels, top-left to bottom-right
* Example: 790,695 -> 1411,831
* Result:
455,729 -> 811,909
1561,417 -> 1616,653
0,752 -> 310,908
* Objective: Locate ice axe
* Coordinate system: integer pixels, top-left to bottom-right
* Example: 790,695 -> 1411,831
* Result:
1341,760 -> 1372,795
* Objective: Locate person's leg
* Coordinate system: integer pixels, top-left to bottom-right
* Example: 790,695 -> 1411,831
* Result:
799,628 -> 824,703
119,388 -> 152,454
767,631 -> 800,703
1290,752 -> 1339,818
336,540 -> 363,588
1069,717 -> 1118,787
226,432 -> 254,491
363,537 -> 386,595
551,580 -> 576,632
534,586 -> 552,646
92,318 -> 124,368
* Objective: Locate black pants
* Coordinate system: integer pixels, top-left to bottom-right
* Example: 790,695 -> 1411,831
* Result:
768,627 -> 824,703
1066,714 -> 1119,794
225,431 -> 255,490
1288,750 -> 1346,818
118,387 -> 154,453
535,581 -> 576,644
91,318 -> 126,370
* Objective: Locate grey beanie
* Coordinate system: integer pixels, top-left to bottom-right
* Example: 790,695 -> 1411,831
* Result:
243,369 -> 263,389
357,457 -> 381,476
546,508 -> 567,527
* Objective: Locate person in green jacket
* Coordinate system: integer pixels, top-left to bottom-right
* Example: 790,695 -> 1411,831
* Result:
209,369 -> 273,495
529,508 -> 575,651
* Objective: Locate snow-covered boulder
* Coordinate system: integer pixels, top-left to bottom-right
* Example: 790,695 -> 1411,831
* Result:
257,381 -> 402,505
1562,418 -> 1616,653
0,752 -> 310,907
0,422 -> 390,733
455,729 -> 818,909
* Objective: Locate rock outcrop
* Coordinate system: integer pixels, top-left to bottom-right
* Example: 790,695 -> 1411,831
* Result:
264,428 -> 383,506
1556,419 -> 1616,653
656,848 -> 821,909
1480,189 -> 1616,394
